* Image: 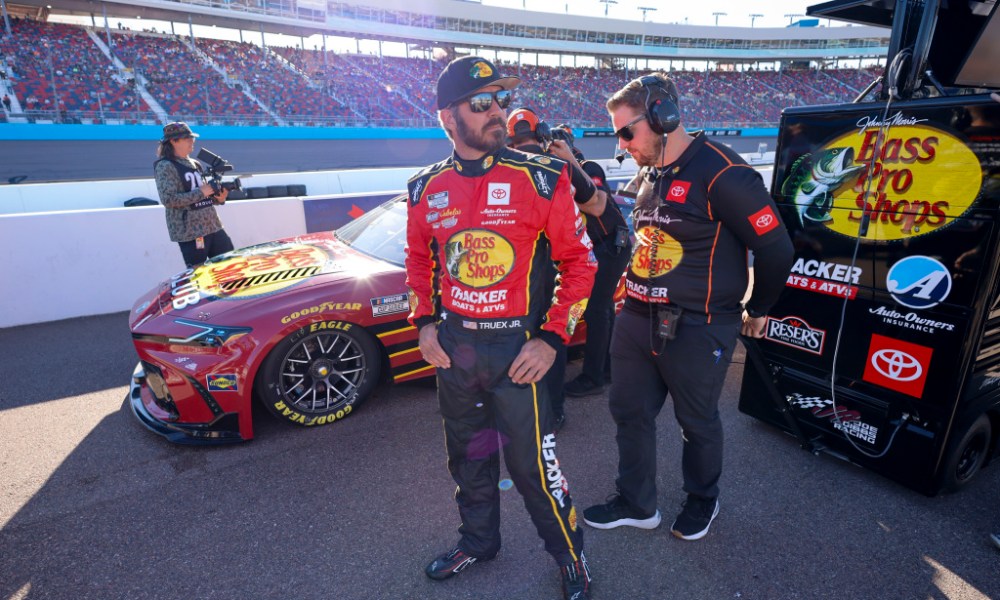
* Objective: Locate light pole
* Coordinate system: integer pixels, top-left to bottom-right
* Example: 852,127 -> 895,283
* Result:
638,6 -> 656,22
598,0 -> 617,17
712,12 -> 727,26
749,13 -> 763,27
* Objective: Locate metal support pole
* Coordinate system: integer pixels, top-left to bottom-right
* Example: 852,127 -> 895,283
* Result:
0,0 -> 12,37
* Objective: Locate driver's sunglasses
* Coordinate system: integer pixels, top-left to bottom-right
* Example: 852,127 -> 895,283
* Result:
614,114 -> 647,142
458,90 -> 513,113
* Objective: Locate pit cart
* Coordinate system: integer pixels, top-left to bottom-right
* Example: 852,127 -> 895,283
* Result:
738,0 -> 1000,495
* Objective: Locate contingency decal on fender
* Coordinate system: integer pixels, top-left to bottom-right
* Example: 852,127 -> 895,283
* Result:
779,117 -> 982,242
207,374 -> 239,392
371,293 -> 410,317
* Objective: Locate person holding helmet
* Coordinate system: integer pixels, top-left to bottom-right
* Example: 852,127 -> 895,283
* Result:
154,121 -> 232,268
583,73 -> 793,541
405,56 -> 596,600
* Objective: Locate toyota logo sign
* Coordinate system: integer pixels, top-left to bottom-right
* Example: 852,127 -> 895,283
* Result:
755,214 -> 774,228
491,188 -> 507,199
670,185 -> 685,197
871,349 -> 922,382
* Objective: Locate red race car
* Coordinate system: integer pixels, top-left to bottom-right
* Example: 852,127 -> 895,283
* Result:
128,193 -> 624,444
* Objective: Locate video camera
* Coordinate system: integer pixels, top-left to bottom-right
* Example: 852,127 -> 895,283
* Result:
196,148 -> 243,195
550,125 -> 575,147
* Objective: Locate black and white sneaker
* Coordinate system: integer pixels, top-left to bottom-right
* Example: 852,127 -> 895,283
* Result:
560,552 -> 592,600
670,495 -> 719,541
424,547 -> 493,580
583,493 -> 661,530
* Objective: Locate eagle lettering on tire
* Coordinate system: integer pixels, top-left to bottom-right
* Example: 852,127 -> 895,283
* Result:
256,320 -> 381,426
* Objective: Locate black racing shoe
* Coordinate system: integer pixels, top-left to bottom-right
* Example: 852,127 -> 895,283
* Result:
564,375 -> 605,398
670,495 -> 719,541
424,547 -> 493,581
583,493 -> 661,530
560,552 -> 592,600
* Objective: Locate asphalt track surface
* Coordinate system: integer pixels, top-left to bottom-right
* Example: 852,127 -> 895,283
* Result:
0,136 -> 773,184
1,312 -> 999,600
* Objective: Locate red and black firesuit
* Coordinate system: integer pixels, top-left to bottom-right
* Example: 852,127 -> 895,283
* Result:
405,146 -> 596,565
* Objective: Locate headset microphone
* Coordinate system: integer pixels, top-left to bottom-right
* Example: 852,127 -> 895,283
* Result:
615,151 -> 626,164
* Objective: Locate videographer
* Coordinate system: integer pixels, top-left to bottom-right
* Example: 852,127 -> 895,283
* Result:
154,121 -> 233,268
545,123 -> 633,398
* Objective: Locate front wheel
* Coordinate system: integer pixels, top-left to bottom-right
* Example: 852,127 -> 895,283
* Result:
256,321 -> 381,427
939,413 -> 991,493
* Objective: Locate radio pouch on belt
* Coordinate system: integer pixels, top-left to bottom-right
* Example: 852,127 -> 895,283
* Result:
656,304 -> 683,340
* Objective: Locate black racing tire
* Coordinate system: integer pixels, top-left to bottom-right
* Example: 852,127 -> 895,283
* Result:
939,413 -> 991,493
255,320 -> 381,427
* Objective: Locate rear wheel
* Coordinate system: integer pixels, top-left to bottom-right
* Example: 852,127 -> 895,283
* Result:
939,414 -> 991,493
256,321 -> 381,427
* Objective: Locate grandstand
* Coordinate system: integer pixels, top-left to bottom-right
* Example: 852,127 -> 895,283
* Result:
0,0 -> 888,130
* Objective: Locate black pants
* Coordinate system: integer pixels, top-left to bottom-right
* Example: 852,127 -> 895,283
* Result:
178,229 -> 234,268
578,241 -> 631,381
436,318 -> 584,566
608,308 -> 739,511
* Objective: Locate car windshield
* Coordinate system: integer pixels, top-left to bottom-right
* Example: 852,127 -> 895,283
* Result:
334,196 -> 408,267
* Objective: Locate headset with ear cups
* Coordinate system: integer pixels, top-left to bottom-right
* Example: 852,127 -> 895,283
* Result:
638,75 -> 681,136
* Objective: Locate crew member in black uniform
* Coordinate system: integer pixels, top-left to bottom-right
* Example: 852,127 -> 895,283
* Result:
545,124 -> 633,398
406,56 -> 597,600
583,73 -> 794,541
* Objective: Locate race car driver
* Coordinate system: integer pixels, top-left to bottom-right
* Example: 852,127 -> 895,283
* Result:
405,56 -> 597,600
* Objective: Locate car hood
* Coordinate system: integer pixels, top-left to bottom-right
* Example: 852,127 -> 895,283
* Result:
130,232 -> 396,329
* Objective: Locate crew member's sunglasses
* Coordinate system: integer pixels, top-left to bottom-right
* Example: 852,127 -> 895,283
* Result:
458,90 -> 513,113
614,113 -> 647,141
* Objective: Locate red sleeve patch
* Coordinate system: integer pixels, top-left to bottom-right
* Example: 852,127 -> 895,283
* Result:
665,180 -> 690,203
748,206 -> 780,236
591,176 -> 604,187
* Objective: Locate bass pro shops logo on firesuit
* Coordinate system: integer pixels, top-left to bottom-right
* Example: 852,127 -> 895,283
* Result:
542,433 -> 569,508
779,121 -> 982,242
445,230 -> 515,288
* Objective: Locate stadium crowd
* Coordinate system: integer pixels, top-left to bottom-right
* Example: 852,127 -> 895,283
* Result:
0,16 -> 882,128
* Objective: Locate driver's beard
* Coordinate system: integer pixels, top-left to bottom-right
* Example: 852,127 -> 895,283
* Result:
455,111 -> 506,155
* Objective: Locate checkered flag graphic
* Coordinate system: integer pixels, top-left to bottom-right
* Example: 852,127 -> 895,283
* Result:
786,393 -> 833,410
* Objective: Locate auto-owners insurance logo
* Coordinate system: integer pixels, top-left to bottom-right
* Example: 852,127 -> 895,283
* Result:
780,116 -> 981,242
444,229 -> 515,288
886,255 -> 952,309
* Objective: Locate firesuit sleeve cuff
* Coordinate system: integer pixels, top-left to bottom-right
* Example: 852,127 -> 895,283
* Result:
569,166 -> 597,204
536,329 -> 566,350
414,316 -> 437,331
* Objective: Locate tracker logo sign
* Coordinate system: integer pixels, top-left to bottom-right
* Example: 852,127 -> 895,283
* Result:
862,333 -> 933,398
886,255 -> 952,309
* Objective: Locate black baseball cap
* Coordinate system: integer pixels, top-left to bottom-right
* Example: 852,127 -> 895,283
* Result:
436,56 -> 520,110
